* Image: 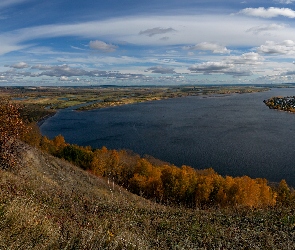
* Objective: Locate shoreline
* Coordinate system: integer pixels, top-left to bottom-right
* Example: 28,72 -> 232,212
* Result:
76,87 -> 270,112
37,112 -> 57,127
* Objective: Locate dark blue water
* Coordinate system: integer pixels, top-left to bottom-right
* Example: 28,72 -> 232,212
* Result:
40,88 -> 295,187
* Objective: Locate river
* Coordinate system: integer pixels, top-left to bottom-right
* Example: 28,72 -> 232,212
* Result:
40,88 -> 295,187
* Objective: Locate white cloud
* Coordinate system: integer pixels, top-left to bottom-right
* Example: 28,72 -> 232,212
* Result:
188,52 -> 264,77
188,61 -> 253,77
11,62 -> 29,69
257,40 -> 295,54
59,76 -> 69,81
184,42 -> 230,54
226,52 -> 264,65
238,7 -> 295,18
23,63 -> 150,81
189,61 -> 233,73
89,40 -> 117,52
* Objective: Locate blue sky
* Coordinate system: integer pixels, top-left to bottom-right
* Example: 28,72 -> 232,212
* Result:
1,0 -> 295,86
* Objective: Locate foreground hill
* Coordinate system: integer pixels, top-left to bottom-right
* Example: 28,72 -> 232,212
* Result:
0,143 -> 295,249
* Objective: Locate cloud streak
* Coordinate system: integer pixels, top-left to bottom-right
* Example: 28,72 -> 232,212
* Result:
146,66 -> 176,74
184,42 -> 230,54
274,0 -> 295,4
246,23 -> 287,34
139,27 -> 176,37
0,0 -> 30,8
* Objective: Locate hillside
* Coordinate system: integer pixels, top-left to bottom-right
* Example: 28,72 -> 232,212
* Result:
0,143 -> 159,249
0,143 -> 295,249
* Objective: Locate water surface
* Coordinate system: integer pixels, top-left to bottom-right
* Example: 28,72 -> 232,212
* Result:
40,88 -> 295,187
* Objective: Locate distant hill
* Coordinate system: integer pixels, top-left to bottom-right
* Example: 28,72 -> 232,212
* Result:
1,143 -> 295,249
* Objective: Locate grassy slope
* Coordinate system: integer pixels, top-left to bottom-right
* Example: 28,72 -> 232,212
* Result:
0,144 -> 294,249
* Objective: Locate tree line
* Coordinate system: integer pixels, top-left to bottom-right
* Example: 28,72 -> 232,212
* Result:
22,123 -> 295,208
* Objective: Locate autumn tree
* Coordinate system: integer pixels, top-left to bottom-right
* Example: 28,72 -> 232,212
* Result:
256,178 -> 276,207
52,134 -> 67,154
129,159 -> 163,200
0,100 -> 27,169
194,174 -> 215,206
58,144 -> 93,170
178,165 -> 198,206
21,122 -> 42,148
90,146 -> 109,176
277,179 -> 291,205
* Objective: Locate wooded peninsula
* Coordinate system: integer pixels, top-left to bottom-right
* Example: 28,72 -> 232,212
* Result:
264,96 -> 295,112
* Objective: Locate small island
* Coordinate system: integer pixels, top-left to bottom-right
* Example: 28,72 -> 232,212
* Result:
264,96 -> 295,113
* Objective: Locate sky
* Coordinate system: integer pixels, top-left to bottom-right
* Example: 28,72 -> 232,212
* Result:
1,0 -> 295,86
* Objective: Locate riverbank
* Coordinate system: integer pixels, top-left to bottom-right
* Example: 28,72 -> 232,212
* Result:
2,85 -> 270,110
76,86 -> 270,111
37,112 -> 57,126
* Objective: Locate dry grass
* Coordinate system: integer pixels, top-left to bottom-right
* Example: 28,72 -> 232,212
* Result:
0,143 -> 294,249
